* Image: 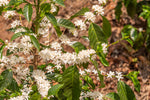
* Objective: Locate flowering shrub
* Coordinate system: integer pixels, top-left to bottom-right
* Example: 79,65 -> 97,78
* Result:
0,0 -> 141,100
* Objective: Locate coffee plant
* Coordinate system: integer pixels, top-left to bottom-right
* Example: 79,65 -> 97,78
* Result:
0,0 -> 141,100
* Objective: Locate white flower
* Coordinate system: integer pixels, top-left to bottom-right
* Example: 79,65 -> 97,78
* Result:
27,55 -> 34,61
92,5 -> 104,15
55,64 -> 62,69
59,34 -> 71,44
138,28 -> 143,32
51,4 -> 57,13
84,12 -> 96,22
70,29 -> 78,37
74,20 -> 86,30
40,17 -> 51,27
14,28 -> 26,34
85,69 -> 91,73
9,85 -> 32,100
116,71 -> 124,81
51,41 -> 62,50
11,20 -> 21,28
0,0 -> 9,6
107,71 -> 115,78
46,65 -> 54,73
101,43 -> 108,54
38,27 -> 49,35
98,0 -> 106,4
97,93 -> 103,100
4,11 -> 16,19
32,70 -> 51,97
85,91 -> 103,100
79,69 -> 85,75
92,69 -> 98,74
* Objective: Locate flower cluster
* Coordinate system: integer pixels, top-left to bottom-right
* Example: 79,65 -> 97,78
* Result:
80,91 -> 103,100
32,70 -> 51,97
9,85 -> 32,100
0,0 -> 9,6
4,11 -> 16,19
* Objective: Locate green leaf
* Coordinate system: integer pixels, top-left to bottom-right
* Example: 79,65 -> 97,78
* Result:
57,18 -> 75,29
71,42 -> 86,53
97,51 -> 109,66
0,39 -> 4,44
53,0 -> 65,7
148,17 -> 150,28
121,25 -> 138,46
91,60 -> 105,88
83,76 -> 95,90
117,81 -> 136,100
62,66 -> 81,100
0,45 -> 6,59
115,1 -> 122,20
30,35 -> 40,51
126,71 -> 140,92
102,16 -> 111,38
0,70 -> 13,91
88,23 -> 107,50
0,6 -> 4,15
48,84 -> 64,96
46,13 -> 62,36
126,0 -> 137,18
40,3 -> 51,16
7,79 -> 19,92
11,32 -> 27,41
70,7 -> 89,20
9,0 -> 24,6
23,4 -> 33,22
106,92 -> 120,100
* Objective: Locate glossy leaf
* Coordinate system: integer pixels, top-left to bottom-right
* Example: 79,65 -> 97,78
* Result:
115,1 -> 122,20
106,92 -> 120,100
88,23 -> 107,50
62,66 -> 81,100
117,81 -> 136,100
70,7 -> 89,20
57,18 -> 75,29
102,16 -> 111,38
30,35 -> 40,51
97,52 -> 109,66
0,6 -> 4,15
7,79 -> 19,92
71,42 -> 86,53
48,84 -> 64,96
126,71 -> 140,92
9,0 -> 24,6
126,0 -> 137,18
148,17 -> 150,28
0,45 -> 6,59
83,76 -> 95,89
53,0 -> 65,7
11,32 -> 27,41
46,13 -> 62,36
0,70 -> 13,91
23,4 -> 33,22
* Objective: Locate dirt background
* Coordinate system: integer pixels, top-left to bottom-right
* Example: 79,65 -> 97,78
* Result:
0,0 -> 150,100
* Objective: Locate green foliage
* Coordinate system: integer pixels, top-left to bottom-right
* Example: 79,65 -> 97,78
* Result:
57,18 -> 75,29
29,85 -> 41,100
117,81 -> 136,100
40,3 -> 51,16
91,60 -> 105,88
46,13 -> 62,36
102,16 -> 112,38
106,92 -> 120,100
126,71 -> 140,92
62,66 -> 81,100
88,23 -> 107,50
53,0 -> 65,7
9,0 -> 24,6
30,35 -> 40,51
139,5 -> 150,19
23,4 -> 33,22
0,70 -> 13,91
71,42 -> 86,53
83,76 -> 95,90
70,7 -> 89,20
115,1 -> 122,20
0,44 -> 6,59
48,84 -> 64,96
